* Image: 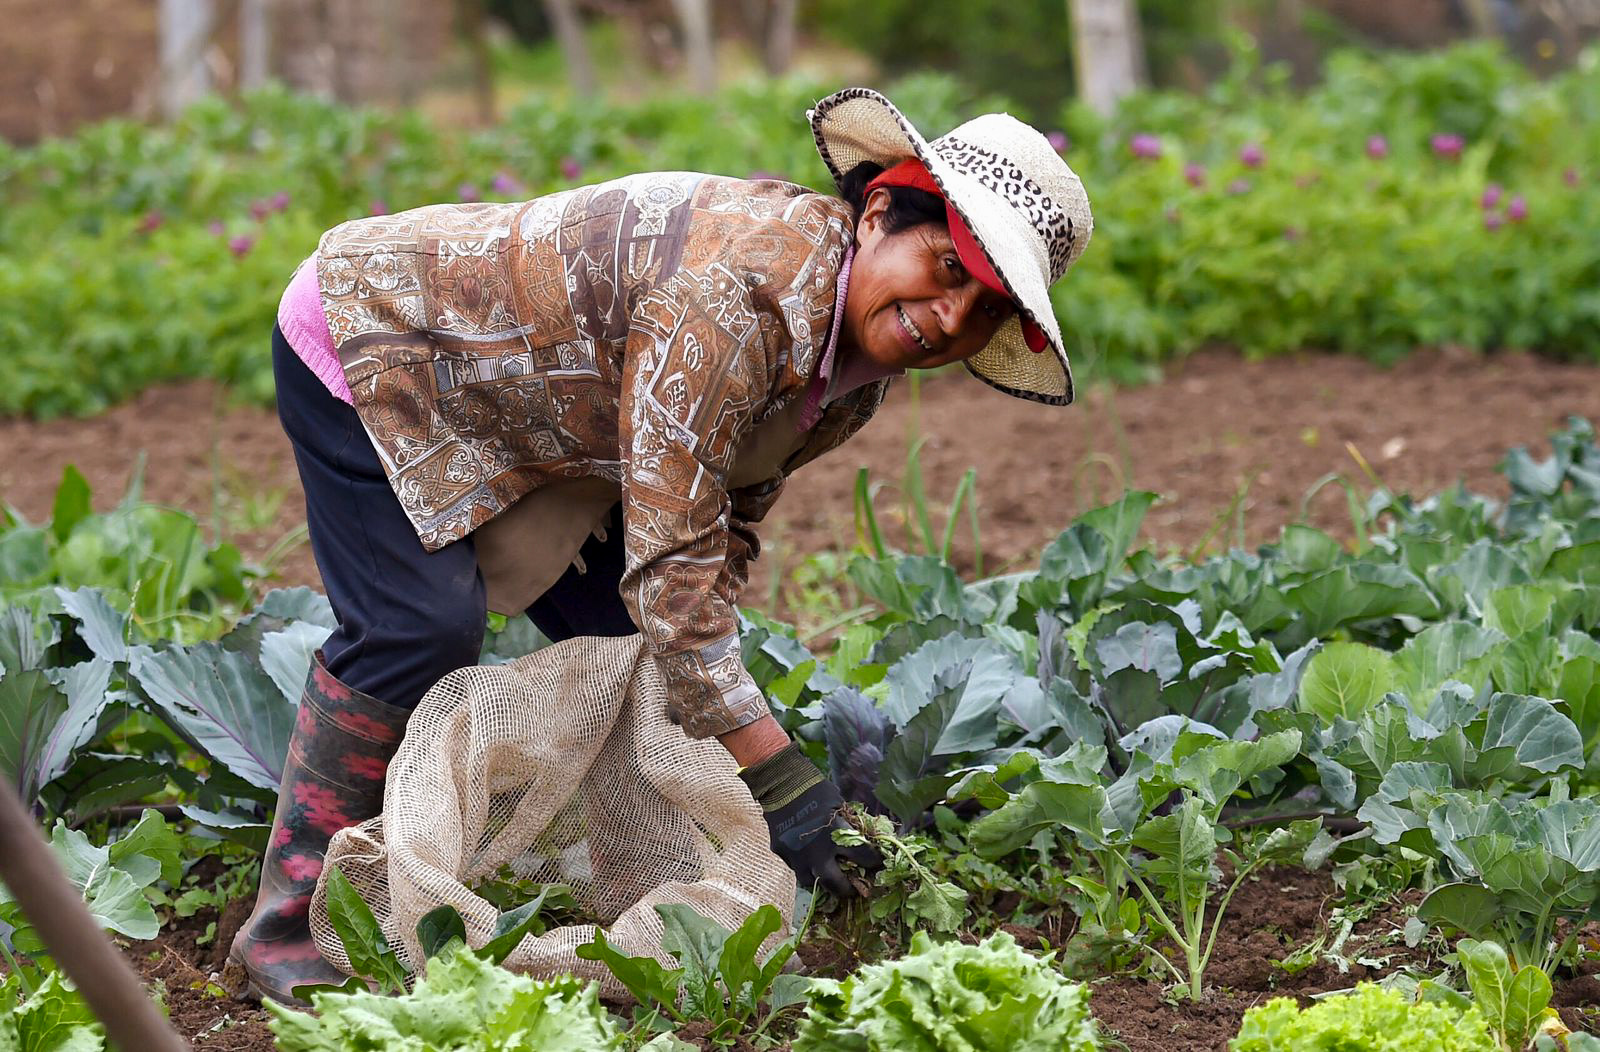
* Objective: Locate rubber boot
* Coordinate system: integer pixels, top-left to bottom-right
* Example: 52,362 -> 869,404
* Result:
228,651 -> 409,1006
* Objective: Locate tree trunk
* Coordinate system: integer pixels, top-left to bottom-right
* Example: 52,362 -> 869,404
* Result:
544,0 -> 598,97
459,0 -> 497,124
239,0 -> 271,90
1067,0 -> 1146,117
1458,0 -> 1500,38
765,0 -> 798,76
670,0 -> 717,95
159,0 -> 215,118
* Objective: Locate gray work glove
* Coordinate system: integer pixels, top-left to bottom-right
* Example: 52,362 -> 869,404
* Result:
738,743 -> 881,898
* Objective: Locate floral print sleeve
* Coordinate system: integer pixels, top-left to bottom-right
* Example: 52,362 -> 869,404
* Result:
617,271 -> 778,737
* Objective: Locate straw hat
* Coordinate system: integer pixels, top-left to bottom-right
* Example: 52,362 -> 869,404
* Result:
808,88 -> 1093,406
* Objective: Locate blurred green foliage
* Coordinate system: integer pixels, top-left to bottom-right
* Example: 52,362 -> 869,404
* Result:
0,73 -> 984,418
3,42 -> 1600,418
1055,39 -> 1600,380
806,0 -> 1239,118
808,0 -> 1075,120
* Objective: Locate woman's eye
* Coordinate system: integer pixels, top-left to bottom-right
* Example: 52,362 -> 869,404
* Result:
943,256 -> 964,278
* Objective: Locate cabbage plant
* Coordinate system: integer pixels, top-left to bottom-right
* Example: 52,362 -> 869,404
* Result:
968,725 -> 1316,1000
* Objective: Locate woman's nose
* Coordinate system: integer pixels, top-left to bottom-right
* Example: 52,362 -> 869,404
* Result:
933,283 -> 982,338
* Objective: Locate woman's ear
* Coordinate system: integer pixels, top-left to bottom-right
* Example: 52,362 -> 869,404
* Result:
855,187 -> 892,248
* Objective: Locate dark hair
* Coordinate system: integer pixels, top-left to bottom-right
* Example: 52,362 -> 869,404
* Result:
838,161 -> 946,234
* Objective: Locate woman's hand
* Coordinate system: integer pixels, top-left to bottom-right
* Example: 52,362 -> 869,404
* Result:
734,739 -> 881,897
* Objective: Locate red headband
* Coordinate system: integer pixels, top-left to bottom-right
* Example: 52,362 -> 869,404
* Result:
865,158 -> 1047,353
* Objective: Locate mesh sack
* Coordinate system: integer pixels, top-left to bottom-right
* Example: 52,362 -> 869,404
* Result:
307,634 -> 796,994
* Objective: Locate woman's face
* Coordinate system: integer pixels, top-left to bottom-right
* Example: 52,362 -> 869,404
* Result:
841,188 -> 1016,371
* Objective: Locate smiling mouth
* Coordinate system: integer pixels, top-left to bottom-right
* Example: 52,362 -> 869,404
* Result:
897,305 -> 934,354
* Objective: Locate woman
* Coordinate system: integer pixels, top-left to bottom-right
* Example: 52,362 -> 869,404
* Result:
233,87 -> 1093,1004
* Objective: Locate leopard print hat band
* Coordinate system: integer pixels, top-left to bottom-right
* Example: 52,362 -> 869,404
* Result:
808,88 -> 1094,406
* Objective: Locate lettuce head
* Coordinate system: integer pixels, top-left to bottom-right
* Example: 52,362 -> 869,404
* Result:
793,930 -> 1098,1052
1231,983 -> 1497,1052
267,944 -> 623,1051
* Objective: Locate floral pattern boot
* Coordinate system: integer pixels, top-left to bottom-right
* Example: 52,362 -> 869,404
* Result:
228,651 -> 408,1006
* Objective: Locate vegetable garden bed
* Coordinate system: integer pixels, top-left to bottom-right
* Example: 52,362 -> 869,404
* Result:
101,853 -> 1600,1049
3,417 -> 1600,1050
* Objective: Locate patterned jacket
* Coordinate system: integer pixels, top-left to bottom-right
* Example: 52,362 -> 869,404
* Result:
313,173 -> 889,738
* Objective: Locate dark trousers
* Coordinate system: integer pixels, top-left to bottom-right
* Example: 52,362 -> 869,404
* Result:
272,324 -> 635,710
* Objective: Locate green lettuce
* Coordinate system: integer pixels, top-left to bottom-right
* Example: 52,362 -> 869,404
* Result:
0,971 -> 105,1052
793,930 -> 1097,1052
1230,983 -> 1497,1052
267,944 -> 622,1051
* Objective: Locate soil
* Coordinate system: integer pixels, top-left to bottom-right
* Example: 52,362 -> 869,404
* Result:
4,348 -> 1600,628
124,894 -> 277,1050
1077,867 -> 1431,1052
781,865 -> 1576,1052
106,859 -> 1597,1049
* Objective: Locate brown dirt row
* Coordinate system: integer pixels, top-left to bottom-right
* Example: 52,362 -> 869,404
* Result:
4,348 -> 1599,626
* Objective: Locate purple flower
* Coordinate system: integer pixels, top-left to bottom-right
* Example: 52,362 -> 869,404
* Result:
270,190 -> 291,212
559,156 -> 583,182
1183,163 -> 1205,187
491,171 -> 522,195
1226,177 -> 1252,195
1240,142 -> 1265,168
368,199 -> 389,216
1284,226 -> 1304,242
457,182 -> 481,203
1046,130 -> 1069,153
1365,135 -> 1389,160
249,198 -> 271,221
228,234 -> 256,258
1129,133 -> 1162,160
1430,133 -> 1465,160
1294,172 -> 1320,189
1481,183 -> 1503,210
1565,167 -> 1580,187
137,210 -> 164,234
1484,211 -> 1504,232
207,219 -> 226,236
1507,194 -> 1528,222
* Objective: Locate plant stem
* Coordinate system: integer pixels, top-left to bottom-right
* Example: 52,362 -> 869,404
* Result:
941,468 -> 976,564
0,938 -> 35,997
904,437 -> 935,553
1187,471 -> 1256,562
1220,808 -> 1358,832
853,469 -> 888,559
1123,861 -> 1199,998
799,605 -> 879,645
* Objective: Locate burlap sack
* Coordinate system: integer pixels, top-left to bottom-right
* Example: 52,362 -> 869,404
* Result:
307,634 -> 796,994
